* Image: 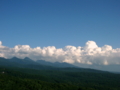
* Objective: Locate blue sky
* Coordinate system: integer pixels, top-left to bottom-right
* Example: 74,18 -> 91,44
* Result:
0,0 -> 120,48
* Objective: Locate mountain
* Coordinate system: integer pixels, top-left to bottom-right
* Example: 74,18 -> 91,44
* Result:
8,57 -> 24,63
1,57 -> 120,72
23,57 -> 37,64
0,57 -> 20,67
36,60 -> 76,68
0,57 -> 77,69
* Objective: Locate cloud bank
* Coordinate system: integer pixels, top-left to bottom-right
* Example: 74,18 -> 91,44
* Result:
0,41 -> 120,65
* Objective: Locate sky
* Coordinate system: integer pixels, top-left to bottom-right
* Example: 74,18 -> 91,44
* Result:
0,0 -> 120,69
0,0 -> 120,48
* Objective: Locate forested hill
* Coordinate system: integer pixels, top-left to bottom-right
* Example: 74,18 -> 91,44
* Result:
0,66 -> 120,90
0,57 -> 120,90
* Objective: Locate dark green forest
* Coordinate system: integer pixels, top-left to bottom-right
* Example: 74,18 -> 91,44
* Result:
0,57 -> 120,90
0,66 -> 120,90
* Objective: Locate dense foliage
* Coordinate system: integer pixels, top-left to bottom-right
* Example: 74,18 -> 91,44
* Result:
0,66 -> 120,90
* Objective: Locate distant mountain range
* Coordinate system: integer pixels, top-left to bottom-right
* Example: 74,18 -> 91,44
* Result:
0,57 -> 120,72
0,57 -> 77,70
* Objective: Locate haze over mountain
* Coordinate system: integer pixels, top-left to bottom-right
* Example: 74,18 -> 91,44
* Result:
0,56 -> 120,72
0,57 -> 76,69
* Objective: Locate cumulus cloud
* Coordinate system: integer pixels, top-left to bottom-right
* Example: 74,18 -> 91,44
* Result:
0,41 -> 2,45
0,41 -> 120,65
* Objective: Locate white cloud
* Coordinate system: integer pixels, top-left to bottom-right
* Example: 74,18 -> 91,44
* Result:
0,41 -> 120,65
0,41 -> 2,45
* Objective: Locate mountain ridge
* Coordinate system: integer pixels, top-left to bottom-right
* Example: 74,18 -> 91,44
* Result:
0,57 -> 77,69
0,57 -> 120,72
